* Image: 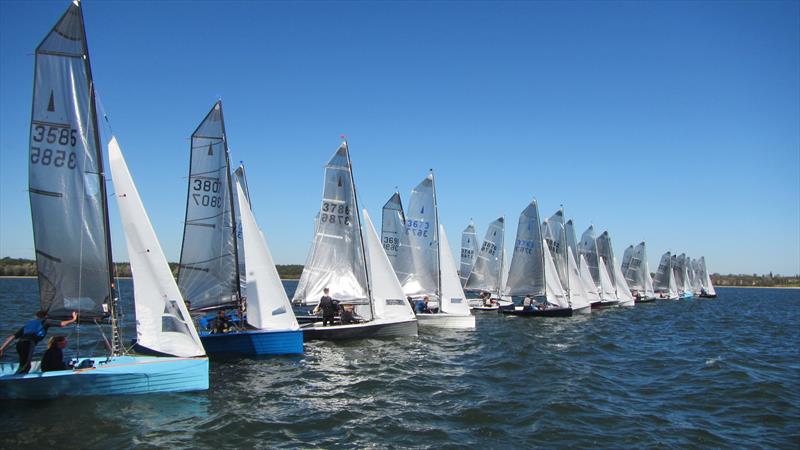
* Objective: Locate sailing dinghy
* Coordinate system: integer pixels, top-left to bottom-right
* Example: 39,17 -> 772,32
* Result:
653,252 -> 679,300
465,217 -> 512,310
621,242 -> 657,303
0,1 -> 207,399
292,142 -> 418,340
501,200 -> 582,317
177,101 -> 302,356
400,173 -> 476,328
696,257 -> 717,298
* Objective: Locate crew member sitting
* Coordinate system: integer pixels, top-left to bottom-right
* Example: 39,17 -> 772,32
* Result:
41,335 -> 73,372
213,310 -> 231,333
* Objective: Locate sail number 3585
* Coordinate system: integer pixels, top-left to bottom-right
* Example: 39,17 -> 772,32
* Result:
30,124 -> 78,169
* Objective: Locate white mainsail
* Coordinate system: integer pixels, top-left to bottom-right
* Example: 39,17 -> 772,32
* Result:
506,200 -> 545,297
643,260 -> 655,298
459,220 -> 479,286
362,210 -> 416,322
464,216 -> 505,294
177,101 -> 239,311
578,226 -> 601,288
698,257 -> 716,295
596,231 -> 616,288
235,182 -> 298,331
29,1 -> 113,320
108,138 -> 204,357
292,142 -> 369,306
381,192 -> 413,286
438,225 -> 471,315
654,252 -> 673,294
402,174 -> 439,298
543,209 -> 568,292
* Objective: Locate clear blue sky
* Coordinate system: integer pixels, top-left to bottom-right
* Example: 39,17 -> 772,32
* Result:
1,1 -> 798,275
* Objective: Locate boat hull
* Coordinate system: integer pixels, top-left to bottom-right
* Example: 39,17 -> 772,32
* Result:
635,297 -> 657,304
415,313 -> 476,329
302,318 -> 418,341
501,307 -> 573,317
591,300 -> 620,309
0,355 -> 208,400
200,329 -> 303,356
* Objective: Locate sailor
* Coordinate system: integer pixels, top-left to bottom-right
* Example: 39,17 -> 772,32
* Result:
319,288 -> 339,327
340,305 -> 358,325
415,296 -> 432,314
522,296 -> 533,311
0,310 -> 78,374
213,310 -> 231,333
41,335 -> 72,372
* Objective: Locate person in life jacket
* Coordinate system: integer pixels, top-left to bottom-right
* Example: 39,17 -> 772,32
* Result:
0,310 -> 78,374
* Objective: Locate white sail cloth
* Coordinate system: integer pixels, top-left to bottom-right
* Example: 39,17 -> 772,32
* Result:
459,221 -> 479,286
613,257 -> 634,306
402,174 -> 439,298
543,241 -> 568,308
438,225 -> 471,316
235,182 -> 298,331
108,137 -> 204,357
506,200 -> 545,297
464,217 -> 505,294
381,192 -> 413,286
363,210 -> 416,322
567,249 -> 590,310
579,254 -> 601,302
598,257 -> 617,301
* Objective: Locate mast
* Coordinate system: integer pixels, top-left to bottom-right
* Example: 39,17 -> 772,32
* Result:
344,140 -> 374,320
218,101 -> 242,302
431,169 -> 442,312
78,1 -> 119,353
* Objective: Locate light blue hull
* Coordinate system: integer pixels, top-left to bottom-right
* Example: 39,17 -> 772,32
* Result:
680,292 -> 694,299
199,329 -> 304,356
0,355 -> 209,400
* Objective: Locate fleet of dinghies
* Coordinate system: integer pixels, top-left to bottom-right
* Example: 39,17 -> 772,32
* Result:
0,1 -> 718,399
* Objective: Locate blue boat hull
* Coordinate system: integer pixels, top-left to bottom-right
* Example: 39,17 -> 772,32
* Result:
0,355 -> 209,400
199,329 -> 303,356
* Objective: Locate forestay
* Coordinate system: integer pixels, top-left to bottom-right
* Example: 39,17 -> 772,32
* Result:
235,182 -> 298,331
108,138 -> 204,357
402,174 -> 439,298
506,200 -> 545,297
459,221 -> 479,286
292,143 -> 368,305
29,2 -> 113,319
464,217 -> 505,294
381,192 -> 413,287
438,225 -> 471,315
177,101 -> 238,310
363,210 -> 415,322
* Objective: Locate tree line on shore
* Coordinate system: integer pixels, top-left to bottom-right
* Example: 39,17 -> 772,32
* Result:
0,257 -> 303,280
1,257 -> 798,287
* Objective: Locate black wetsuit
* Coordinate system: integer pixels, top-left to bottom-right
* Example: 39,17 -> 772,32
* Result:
319,296 -> 339,327
12,319 -> 56,374
41,346 -> 68,372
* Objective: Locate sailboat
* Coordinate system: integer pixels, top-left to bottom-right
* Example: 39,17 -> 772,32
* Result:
398,172 -> 475,328
621,242 -> 657,303
653,252 -> 679,300
292,142 -> 418,339
1,2 -> 208,399
677,254 -> 694,299
696,256 -> 717,298
459,220 -> 479,287
176,102 -> 302,355
543,209 -> 591,314
501,200 -> 583,317
567,219 -> 601,307
578,226 -> 618,308
464,217 -> 511,310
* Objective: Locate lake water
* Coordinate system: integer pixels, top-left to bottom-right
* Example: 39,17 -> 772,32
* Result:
0,278 -> 798,448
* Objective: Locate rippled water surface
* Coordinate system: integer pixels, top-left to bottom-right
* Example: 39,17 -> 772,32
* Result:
1,278 -> 798,448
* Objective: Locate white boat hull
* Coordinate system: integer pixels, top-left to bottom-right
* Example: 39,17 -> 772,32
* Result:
416,313 -> 476,329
